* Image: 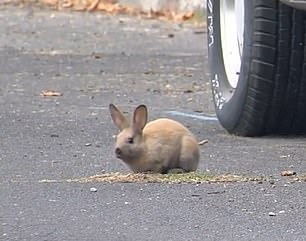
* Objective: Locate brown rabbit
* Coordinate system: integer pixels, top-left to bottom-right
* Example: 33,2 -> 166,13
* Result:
109,104 -> 200,174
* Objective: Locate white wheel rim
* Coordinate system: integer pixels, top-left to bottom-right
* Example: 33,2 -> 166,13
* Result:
220,0 -> 244,89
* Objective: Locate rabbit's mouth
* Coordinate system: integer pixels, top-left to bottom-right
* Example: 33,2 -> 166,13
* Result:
115,147 -> 124,159
116,153 -> 122,159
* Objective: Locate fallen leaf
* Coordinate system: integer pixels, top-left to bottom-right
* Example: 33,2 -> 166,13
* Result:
41,90 -> 63,97
62,0 -> 73,8
15,0 -> 199,23
281,170 -> 296,176
172,11 -> 194,21
41,0 -> 58,6
96,2 -> 127,13
87,0 -> 99,11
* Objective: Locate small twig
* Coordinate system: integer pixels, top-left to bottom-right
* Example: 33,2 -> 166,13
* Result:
198,139 -> 208,145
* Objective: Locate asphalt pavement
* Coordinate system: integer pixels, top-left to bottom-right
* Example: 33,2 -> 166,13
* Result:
1,6 -> 306,241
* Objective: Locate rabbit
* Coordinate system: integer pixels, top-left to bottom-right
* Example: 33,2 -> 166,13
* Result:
109,104 -> 200,174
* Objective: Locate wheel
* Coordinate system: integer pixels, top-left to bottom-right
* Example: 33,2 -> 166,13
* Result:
207,0 -> 306,136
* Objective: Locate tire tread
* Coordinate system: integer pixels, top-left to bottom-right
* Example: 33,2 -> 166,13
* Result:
237,1 -> 306,135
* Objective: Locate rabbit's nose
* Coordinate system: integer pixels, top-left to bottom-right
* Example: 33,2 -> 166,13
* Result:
115,147 -> 122,157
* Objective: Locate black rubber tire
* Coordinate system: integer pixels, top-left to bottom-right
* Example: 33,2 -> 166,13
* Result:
207,0 -> 306,136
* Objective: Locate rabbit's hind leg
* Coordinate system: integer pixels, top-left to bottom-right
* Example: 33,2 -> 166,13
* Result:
178,135 -> 200,172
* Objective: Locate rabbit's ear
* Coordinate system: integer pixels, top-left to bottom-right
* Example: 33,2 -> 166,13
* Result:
132,105 -> 147,133
109,104 -> 129,130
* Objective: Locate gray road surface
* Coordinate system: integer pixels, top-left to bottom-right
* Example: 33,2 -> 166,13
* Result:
1,6 -> 306,241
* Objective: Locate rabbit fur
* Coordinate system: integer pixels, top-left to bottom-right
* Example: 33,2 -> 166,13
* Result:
109,104 -> 200,174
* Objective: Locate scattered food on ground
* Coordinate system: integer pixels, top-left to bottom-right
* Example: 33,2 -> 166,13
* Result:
63,172 -> 266,184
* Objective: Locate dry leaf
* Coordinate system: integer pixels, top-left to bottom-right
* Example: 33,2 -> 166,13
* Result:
173,11 -> 194,21
41,0 -> 58,6
281,170 -> 296,176
41,90 -> 63,97
62,0 -> 73,8
87,0 -> 99,11
148,10 -> 194,22
36,0 -> 196,22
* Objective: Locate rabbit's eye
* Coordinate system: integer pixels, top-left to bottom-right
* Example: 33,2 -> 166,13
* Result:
127,137 -> 134,144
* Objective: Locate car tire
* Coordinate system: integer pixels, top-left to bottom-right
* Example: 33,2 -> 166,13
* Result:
207,0 -> 306,136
